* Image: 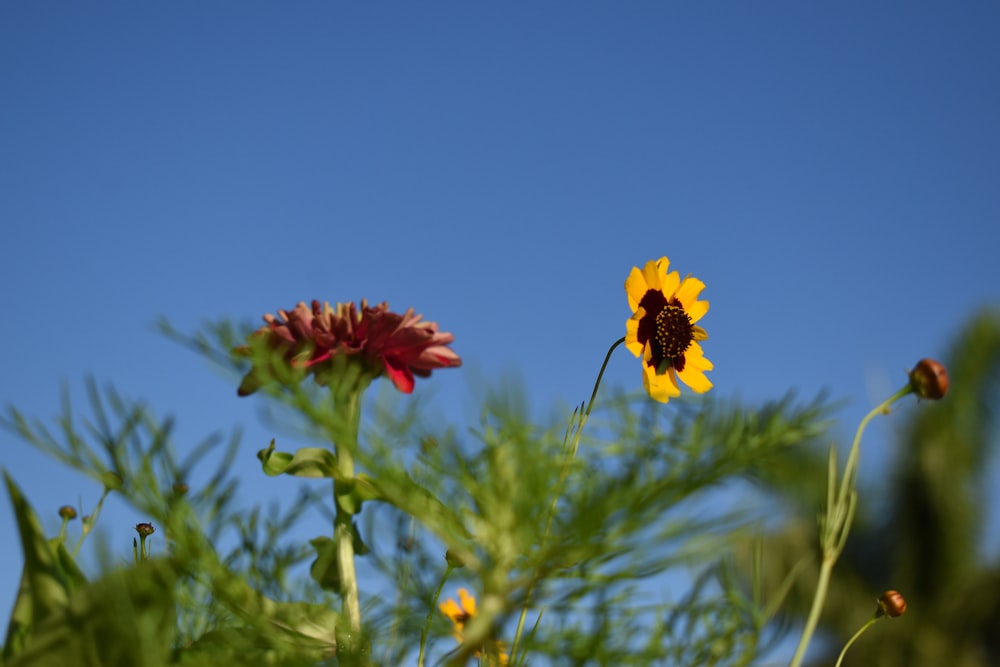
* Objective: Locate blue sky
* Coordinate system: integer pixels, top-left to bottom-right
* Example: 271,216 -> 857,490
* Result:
2,2 -> 999,660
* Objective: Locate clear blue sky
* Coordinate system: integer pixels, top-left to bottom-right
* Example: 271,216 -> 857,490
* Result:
2,3 -> 998,659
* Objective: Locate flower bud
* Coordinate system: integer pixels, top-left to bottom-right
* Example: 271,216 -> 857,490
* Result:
58,505 -> 77,520
877,590 -> 907,618
135,522 -> 155,538
172,482 -> 190,495
445,549 -> 466,569
101,472 -> 124,491
908,359 -> 949,400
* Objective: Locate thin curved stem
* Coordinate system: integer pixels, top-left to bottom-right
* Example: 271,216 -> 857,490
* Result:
834,616 -> 880,667
584,336 -> 626,420
73,489 -> 109,558
417,565 -> 454,667
787,385 -> 912,667
509,336 -> 626,662
836,387 -> 911,515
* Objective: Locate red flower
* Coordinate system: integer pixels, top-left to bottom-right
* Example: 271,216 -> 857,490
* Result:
237,300 -> 460,396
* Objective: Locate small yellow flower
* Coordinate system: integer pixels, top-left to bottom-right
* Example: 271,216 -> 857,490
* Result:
439,588 -> 509,665
440,588 -> 476,642
625,257 -> 713,403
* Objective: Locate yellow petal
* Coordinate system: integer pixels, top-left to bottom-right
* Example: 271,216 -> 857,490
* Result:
686,299 -> 709,324
676,366 -> 713,394
675,276 -> 706,309
642,258 -> 669,292
625,312 -> 644,357
660,269 -> 680,298
459,588 -> 476,615
644,364 -> 681,403
686,341 -> 714,370
676,343 -> 713,393
692,325 -> 708,341
440,598 -> 463,621
625,266 -> 650,312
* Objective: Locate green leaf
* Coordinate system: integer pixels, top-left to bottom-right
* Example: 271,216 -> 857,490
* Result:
2,571 -> 33,662
256,439 -> 338,478
352,475 -> 381,503
2,473 -> 72,631
205,565 -> 339,658
1,476 -> 91,663
307,525 -> 370,593
5,558 -> 179,667
308,537 -> 340,593
51,540 -> 87,594
256,441 -> 384,513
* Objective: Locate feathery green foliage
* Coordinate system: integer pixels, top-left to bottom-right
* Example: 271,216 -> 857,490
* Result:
6,305 -> 975,666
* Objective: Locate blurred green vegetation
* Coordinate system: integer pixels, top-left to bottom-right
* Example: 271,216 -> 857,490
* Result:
748,309 -> 1000,666
16,309 -> 980,665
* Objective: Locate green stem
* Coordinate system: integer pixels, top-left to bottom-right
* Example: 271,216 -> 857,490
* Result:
789,556 -> 836,667
509,336 -> 626,663
72,489 -> 109,558
583,336 -> 626,420
834,615 -> 880,667
417,565 -> 454,667
333,389 -> 363,637
787,385 -> 911,667
57,516 -> 69,543
835,386 -> 912,515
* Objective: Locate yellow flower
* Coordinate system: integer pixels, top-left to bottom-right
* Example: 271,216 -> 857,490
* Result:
625,257 -> 713,403
440,588 -> 476,642
439,588 -> 509,665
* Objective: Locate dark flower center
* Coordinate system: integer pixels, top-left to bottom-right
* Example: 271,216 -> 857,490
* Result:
646,297 -> 694,373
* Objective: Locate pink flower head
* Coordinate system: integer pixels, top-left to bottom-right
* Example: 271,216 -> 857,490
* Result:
361,304 -> 463,393
237,300 -> 460,396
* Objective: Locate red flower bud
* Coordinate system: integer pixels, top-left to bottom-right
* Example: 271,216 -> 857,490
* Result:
877,590 -> 907,618
908,358 -> 949,400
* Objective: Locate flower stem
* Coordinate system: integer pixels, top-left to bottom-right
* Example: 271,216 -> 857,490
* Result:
417,565 -> 454,667
583,336 -> 626,421
787,385 -> 912,667
509,336 -> 626,662
835,386 -> 911,518
72,489 -> 110,558
834,615 -> 879,667
333,389 -> 363,639
57,516 -> 69,543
